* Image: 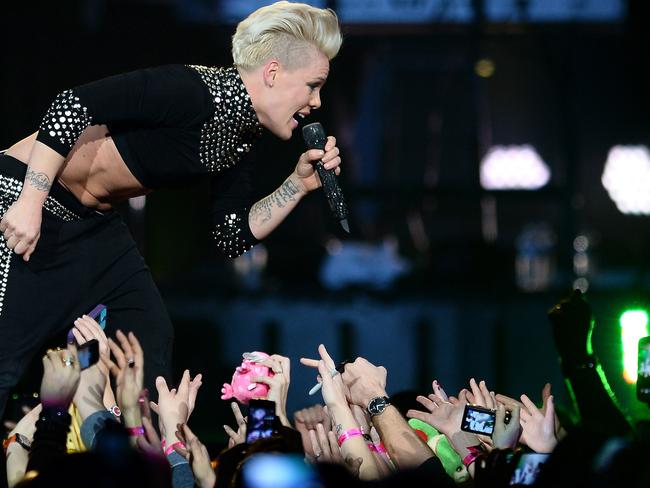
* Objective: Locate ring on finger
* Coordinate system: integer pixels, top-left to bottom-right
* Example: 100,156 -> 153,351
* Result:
127,357 -> 136,368
62,357 -> 75,367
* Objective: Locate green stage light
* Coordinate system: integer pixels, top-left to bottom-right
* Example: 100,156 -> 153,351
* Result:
620,310 -> 649,383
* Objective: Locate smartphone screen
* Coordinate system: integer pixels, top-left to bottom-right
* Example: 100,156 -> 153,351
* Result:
638,336 -> 650,403
78,339 -> 100,370
461,405 -> 496,436
510,453 -> 549,486
246,399 -> 277,443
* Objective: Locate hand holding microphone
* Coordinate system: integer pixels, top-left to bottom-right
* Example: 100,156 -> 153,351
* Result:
302,123 -> 350,233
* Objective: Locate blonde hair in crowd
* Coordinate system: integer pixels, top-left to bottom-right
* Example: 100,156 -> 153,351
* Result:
232,1 -> 342,71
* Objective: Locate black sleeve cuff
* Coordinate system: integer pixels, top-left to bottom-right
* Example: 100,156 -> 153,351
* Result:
212,208 -> 259,258
36,89 -> 93,157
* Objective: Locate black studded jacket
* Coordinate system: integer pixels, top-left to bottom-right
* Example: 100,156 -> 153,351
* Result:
35,64 -> 263,258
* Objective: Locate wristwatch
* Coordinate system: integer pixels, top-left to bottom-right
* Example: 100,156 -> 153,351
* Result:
367,396 -> 391,417
3,433 -> 31,452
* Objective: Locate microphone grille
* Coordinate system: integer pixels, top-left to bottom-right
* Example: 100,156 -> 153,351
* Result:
302,122 -> 327,150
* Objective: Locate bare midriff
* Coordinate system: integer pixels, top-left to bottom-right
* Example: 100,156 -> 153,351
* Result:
4,125 -> 151,211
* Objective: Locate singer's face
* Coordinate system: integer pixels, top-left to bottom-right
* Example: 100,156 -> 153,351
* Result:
260,49 -> 330,140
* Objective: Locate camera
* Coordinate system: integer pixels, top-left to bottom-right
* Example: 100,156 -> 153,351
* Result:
461,404 -> 496,436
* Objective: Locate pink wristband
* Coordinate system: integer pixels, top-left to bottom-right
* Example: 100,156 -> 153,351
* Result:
165,441 -> 186,456
337,428 -> 363,447
127,426 -> 145,436
462,446 -> 483,467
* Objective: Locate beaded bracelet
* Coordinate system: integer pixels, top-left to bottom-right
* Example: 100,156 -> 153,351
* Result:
337,428 -> 363,447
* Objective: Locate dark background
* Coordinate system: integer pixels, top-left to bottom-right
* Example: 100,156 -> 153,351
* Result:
2,0 -> 650,445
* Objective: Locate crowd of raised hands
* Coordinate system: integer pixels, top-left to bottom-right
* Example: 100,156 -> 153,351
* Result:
4,291 -> 650,487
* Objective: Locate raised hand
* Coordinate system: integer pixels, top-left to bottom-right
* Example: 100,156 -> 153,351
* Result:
548,289 -> 593,361
406,393 -> 463,438
151,370 -> 201,445
519,394 -> 558,453
309,422 -> 344,465
295,404 -> 329,431
174,423 -> 216,488
492,402 -> 521,450
71,315 -> 113,420
294,403 -> 329,459
250,354 -> 290,426
468,378 -> 496,410
40,343 -> 80,409
223,401 -> 247,448
293,136 -> 342,193
106,330 -> 144,412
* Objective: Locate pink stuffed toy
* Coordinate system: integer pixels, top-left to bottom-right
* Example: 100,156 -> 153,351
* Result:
221,352 -> 274,404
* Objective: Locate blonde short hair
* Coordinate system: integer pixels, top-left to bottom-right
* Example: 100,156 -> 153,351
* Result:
232,1 -> 342,71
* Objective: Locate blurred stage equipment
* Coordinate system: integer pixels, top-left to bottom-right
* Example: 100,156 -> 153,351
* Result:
602,145 -> 650,215
480,145 -> 550,190
619,309 -> 649,383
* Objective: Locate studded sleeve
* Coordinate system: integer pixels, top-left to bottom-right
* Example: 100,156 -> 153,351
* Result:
35,65 -> 211,157
210,156 -> 260,258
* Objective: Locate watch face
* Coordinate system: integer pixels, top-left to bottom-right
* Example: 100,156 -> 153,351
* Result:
368,396 -> 389,416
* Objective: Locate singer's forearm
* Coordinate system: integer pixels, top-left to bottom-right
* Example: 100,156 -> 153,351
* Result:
249,174 -> 306,240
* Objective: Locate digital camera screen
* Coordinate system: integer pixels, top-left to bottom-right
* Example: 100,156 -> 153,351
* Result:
246,405 -> 276,443
510,453 -> 549,486
461,406 -> 495,435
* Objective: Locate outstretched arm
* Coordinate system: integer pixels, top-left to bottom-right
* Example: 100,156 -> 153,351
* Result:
250,135 -> 341,240
212,136 -> 342,257
548,290 -> 633,436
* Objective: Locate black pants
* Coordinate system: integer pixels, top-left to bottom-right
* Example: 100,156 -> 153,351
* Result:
0,154 -> 173,420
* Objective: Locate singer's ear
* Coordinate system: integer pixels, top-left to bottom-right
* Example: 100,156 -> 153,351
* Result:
263,59 -> 280,88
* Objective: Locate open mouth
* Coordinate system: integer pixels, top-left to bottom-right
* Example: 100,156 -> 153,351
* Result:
292,112 -> 307,125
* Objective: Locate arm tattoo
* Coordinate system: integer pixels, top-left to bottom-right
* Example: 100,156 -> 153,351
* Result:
249,179 -> 301,226
25,169 -> 52,193
335,423 -> 343,436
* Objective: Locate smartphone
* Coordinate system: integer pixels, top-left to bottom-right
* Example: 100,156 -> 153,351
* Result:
87,304 -> 108,329
246,399 -> 278,443
78,339 -> 100,370
509,452 -> 549,486
637,336 -> 650,404
67,304 -> 107,344
461,404 -> 496,436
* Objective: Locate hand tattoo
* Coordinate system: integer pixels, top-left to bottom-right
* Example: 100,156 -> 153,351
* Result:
25,169 -> 52,192
249,179 -> 301,226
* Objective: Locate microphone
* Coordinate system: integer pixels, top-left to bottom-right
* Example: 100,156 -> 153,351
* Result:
301,122 -> 350,233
